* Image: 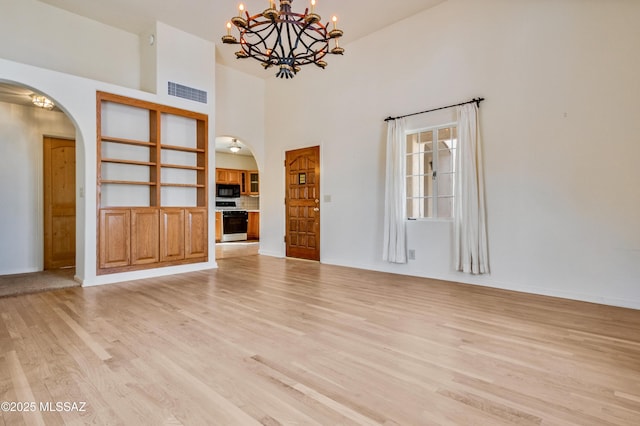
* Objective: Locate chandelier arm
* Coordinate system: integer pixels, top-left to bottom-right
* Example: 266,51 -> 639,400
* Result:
290,23 -> 328,62
284,16 -> 297,64
243,20 -> 282,62
281,16 -> 326,65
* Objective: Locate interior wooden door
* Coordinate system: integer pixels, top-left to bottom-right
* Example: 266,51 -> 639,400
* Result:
285,146 -> 320,261
43,137 -> 76,269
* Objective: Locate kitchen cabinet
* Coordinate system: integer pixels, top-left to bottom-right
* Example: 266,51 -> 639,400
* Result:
216,168 -> 241,185
240,171 -> 248,195
248,211 -> 260,240
215,211 -> 222,242
248,170 -> 259,195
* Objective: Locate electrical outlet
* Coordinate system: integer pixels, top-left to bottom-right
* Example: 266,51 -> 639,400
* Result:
408,249 -> 416,260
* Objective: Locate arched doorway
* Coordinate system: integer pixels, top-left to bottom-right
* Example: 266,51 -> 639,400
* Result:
214,136 -> 260,259
0,82 -> 80,295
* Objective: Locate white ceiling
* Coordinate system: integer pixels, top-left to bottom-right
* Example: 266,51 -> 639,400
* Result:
37,0 -> 446,78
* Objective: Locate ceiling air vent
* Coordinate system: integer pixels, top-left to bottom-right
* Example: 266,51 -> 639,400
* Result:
168,82 -> 207,104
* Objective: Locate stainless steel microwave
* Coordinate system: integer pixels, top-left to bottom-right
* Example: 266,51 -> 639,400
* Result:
216,184 -> 241,198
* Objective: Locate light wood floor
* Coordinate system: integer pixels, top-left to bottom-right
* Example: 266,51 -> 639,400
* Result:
215,241 -> 260,259
1,256 -> 639,425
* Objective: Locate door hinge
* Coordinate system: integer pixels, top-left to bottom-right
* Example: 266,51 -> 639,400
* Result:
284,235 -> 287,243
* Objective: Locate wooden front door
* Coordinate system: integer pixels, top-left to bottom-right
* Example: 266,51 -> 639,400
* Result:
43,137 -> 76,269
285,146 -> 320,261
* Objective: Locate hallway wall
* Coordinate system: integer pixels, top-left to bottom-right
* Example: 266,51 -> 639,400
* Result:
0,101 -> 75,274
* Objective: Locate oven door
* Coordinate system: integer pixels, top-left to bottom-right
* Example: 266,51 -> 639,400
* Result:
222,211 -> 248,242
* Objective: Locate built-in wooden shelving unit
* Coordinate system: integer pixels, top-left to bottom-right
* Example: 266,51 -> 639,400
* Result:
96,91 -> 208,275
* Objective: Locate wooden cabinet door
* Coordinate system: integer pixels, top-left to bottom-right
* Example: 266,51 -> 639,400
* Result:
216,169 -> 228,183
185,208 -> 207,259
160,208 -> 185,262
99,209 -> 130,269
240,171 -> 248,194
248,212 -> 259,240
216,168 -> 242,185
215,211 -> 222,242
227,169 -> 241,185
131,208 -> 159,265
249,171 -> 259,195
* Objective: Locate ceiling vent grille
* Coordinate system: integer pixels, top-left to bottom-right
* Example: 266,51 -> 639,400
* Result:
168,82 -> 207,104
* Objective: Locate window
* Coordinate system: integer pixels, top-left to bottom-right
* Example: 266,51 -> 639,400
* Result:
406,125 -> 457,219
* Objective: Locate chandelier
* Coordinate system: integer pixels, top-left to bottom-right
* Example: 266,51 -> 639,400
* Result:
31,95 -> 55,110
221,0 -> 344,79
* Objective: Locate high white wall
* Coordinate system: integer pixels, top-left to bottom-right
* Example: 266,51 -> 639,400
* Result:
0,102 -> 75,274
0,0 -> 140,89
261,0 -> 640,308
215,64 -> 266,172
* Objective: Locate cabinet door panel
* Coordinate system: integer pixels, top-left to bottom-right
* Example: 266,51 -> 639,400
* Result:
99,209 -> 130,269
248,212 -> 260,240
227,169 -> 241,185
185,208 -> 208,259
131,208 -> 159,265
215,211 -> 222,242
160,208 -> 185,262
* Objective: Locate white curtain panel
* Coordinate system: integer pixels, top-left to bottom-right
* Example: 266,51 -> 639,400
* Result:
454,104 -> 490,274
383,118 -> 407,264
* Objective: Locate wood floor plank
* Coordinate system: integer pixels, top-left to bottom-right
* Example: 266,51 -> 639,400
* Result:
1,255 -> 639,424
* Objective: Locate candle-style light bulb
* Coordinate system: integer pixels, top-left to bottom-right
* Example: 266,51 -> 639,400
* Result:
332,15 -> 338,29
270,0 -> 275,9
238,3 -> 245,17
311,0 -> 316,13
226,22 -> 232,35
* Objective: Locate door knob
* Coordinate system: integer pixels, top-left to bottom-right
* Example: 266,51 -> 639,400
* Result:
313,207 -> 320,212
315,199 -> 320,203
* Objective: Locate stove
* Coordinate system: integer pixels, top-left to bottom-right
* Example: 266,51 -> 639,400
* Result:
216,201 -> 248,241
216,201 -> 243,210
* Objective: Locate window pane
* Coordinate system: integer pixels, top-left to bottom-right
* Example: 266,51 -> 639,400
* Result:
423,150 -> 433,177
437,196 -> 454,218
406,133 -> 419,154
438,172 -> 454,197
422,173 -> 433,197
406,153 -> 422,176
406,176 -> 421,198
407,198 -> 418,218
423,197 -> 433,218
420,131 -> 433,152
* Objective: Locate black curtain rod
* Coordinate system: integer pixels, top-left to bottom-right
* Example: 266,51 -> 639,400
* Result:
384,97 -> 485,122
